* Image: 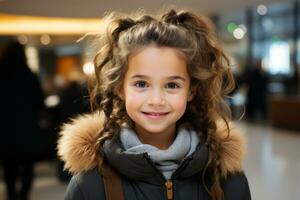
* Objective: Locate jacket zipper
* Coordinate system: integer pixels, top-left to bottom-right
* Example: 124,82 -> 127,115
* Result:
165,180 -> 173,200
143,154 -> 173,200
143,153 -> 193,200
165,157 -> 192,200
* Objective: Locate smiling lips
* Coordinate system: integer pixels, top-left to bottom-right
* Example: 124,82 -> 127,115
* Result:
142,111 -> 170,119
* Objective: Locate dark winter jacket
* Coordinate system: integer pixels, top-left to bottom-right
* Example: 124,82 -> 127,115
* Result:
57,113 -> 251,200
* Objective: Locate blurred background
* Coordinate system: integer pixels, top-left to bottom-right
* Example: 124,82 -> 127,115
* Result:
0,0 -> 299,200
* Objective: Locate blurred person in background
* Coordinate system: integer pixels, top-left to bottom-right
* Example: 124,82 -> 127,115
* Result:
58,70 -> 90,124
57,70 -> 90,182
245,59 -> 268,122
0,41 -> 44,200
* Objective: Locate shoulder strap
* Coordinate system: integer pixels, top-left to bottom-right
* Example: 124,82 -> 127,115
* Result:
100,160 -> 125,200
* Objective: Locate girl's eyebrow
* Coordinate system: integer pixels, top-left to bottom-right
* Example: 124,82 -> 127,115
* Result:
130,74 -> 149,79
168,76 -> 186,82
130,74 -> 186,81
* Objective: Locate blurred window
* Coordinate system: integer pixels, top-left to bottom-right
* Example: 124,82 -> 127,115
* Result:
251,1 -> 294,77
264,41 -> 291,75
216,1 -> 297,78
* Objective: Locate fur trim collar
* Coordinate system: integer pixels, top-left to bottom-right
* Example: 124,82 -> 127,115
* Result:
57,112 -> 246,177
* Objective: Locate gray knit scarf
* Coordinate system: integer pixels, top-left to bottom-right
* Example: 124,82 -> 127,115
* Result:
120,127 -> 200,179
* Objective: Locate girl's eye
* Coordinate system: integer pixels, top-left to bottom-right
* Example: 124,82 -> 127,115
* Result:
134,81 -> 148,88
165,82 -> 180,89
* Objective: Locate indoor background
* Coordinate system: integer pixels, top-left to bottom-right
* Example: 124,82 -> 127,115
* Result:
0,0 -> 299,200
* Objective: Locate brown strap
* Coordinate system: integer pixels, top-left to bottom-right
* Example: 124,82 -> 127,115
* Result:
100,161 -> 125,200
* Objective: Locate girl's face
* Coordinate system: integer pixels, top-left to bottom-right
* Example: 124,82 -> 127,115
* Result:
118,46 -> 193,144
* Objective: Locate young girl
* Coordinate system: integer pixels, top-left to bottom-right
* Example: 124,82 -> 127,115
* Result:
58,9 -> 251,200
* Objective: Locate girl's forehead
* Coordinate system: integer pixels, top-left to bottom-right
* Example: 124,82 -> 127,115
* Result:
128,45 -> 187,60
125,46 -> 189,78
128,46 -> 186,64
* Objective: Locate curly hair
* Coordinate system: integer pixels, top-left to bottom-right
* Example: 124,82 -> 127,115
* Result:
90,9 -> 235,200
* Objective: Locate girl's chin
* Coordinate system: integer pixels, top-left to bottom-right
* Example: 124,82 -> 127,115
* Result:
134,124 -> 176,136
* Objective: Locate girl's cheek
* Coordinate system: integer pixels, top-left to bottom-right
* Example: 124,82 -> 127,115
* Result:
125,91 -> 146,103
167,91 -> 189,103
168,96 -> 187,108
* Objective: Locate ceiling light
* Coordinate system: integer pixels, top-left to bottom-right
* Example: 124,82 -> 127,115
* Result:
238,24 -> 247,33
0,14 -> 103,35
83,62 -> 95,75
40,34 -> 51,45
257,4 -> 268,15
233,28 -> 245,39
18,35 -> 28,44
227,22 -> 237,33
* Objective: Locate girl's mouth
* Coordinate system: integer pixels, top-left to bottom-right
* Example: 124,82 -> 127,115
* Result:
141,112 -> 170,119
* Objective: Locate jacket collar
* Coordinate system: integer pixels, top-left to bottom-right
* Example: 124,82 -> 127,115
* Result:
102,136 -> 208,181
57,112 -> 247,178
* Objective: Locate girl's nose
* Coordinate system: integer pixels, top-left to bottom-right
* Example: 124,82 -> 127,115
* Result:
148,89 -> 166,106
